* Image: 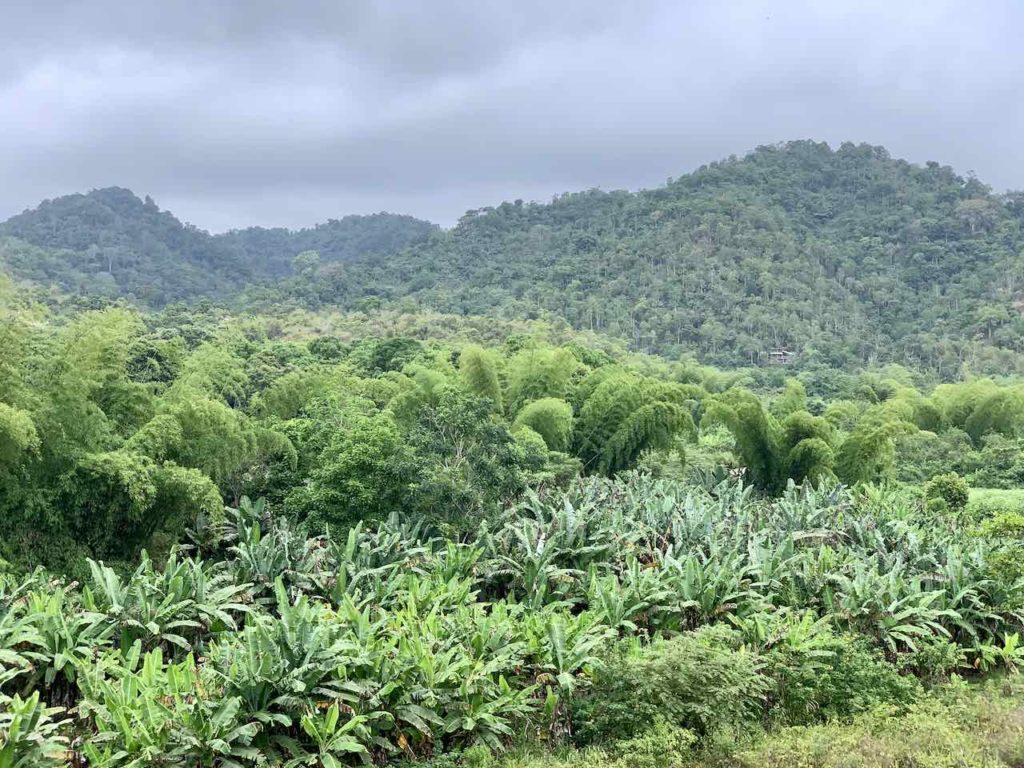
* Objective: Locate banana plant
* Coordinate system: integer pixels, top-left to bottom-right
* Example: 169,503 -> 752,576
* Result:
522,611 -> 610,694
18,584 -> 112,705
227,516 -> 317,603
0,692 -> 69,768
2,474 -> 1024,765
81,558 -> 201,654
441,674 -> 535,753
78,644 -> 261,768
210,581 -> 354,727
284,704 -> 373,767
484,517 -> 581,608
660,550 -> 757,628
970,632 -> 1024,673
0,576 -> 45,693
828,564 -> 957,654
585,569 -> 655,633
313,518 -> 432,610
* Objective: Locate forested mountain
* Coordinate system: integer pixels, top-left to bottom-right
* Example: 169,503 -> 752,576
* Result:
0,187 -> 247,303
11,145 -> 1024,767
309,141 -> 1024,374
0,187 -> 435,303
218,213 -> 438,277
4,141 -> 1024,373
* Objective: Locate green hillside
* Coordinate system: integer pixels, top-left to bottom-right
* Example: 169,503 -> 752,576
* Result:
311,141 -> 1024,373
7,143 -> 1024,766
4,141 -> 1024,373
0,187 -> 434,303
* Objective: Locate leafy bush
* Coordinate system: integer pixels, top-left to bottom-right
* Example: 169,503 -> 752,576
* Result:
733,705 -> 999,768
974,509 -> 1024,583
573,625 -> 766,744
968,487 -> 1024,518
759,619 -> 921,725
606,718 -> 696,768
923,472 -> 969,515
733,681 -> 1024,768
438,680 -> 1024,768
898,635 -> 967,684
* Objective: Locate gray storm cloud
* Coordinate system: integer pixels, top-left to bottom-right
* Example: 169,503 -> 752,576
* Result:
1,0 -> 1022,231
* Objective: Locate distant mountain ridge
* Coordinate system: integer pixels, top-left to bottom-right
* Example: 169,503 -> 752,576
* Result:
0,187 -> 436,303
4,140 -> 1024,373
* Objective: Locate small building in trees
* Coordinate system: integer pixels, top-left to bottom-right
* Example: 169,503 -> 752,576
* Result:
767,348 -> 795,365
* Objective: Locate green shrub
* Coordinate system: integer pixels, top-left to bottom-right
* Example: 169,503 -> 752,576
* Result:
479,748 -> 613,768
607,718 -> 696,768
477,681 -> 1024,768
898,636 -> 967,684
923,472 -> 969,515
764,632 -> 921,725
966,434 -> 1024,489
0,692 -> 69,768
573,625 -> 766,744
975,509 -> 1024,583
400,745 -> 496,768
461,745 -> 498,768
968,487 -> 1024,518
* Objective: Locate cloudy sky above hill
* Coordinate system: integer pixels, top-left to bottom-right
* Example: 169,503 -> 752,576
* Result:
2,1 -> 1022,230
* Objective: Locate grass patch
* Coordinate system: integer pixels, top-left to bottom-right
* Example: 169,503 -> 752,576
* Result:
451,678 -> 1024,768
968,487 -> 1024,517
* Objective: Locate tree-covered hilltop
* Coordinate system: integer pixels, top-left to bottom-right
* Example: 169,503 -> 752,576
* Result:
0,187 -> 435,303
217,213 -> 438,278
5,140 -> 1024,373
0,187 -> 248,303
311,141 -> 1024,373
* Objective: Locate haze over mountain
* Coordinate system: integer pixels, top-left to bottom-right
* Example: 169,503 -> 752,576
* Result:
3,140 -> 1024,374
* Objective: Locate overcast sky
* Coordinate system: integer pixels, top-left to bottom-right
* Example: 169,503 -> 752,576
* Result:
2,1 -> 1022,232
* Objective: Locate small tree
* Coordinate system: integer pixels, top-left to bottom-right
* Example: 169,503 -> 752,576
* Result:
923,472 -> 969,515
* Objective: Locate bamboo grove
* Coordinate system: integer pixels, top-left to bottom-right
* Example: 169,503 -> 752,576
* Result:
9,294 -> 1024,574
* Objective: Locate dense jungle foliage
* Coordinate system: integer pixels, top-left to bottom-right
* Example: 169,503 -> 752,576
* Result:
5,141 -> 1024,373
5,274 -> 1024,764
7,141 -> 1024,766
9,280 -> 1024,575
5,476 -> 1024,766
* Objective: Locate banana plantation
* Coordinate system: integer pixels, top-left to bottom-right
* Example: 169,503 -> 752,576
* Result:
3,474 -> 1024,766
